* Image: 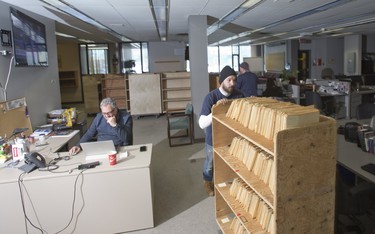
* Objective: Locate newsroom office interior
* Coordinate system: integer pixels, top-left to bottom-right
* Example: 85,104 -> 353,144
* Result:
1,1 -> 375,134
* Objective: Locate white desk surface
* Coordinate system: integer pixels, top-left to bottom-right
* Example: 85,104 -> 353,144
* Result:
337,119 -> 375,183
29,129 -> 80,154
0,143 -> 152,184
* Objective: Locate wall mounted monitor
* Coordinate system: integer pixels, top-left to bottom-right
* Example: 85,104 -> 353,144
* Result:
10,7 -> 48,67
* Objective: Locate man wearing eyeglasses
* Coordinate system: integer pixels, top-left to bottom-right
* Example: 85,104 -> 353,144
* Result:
69,97 -> 133,155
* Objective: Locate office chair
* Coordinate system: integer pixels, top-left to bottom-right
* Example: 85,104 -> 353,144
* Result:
356,102 -> 375,120
305,91 -> 336,117
321,67 -> 334,80
167,103 -> 194,147
305,91 -> 323,109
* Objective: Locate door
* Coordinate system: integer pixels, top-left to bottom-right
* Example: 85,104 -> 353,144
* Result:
298,50 -> 310,81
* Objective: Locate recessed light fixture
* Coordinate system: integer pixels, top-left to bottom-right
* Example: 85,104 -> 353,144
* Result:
55,32 -> 76,38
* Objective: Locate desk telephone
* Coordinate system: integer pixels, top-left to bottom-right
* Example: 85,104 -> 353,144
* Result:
19,152 -> 46,173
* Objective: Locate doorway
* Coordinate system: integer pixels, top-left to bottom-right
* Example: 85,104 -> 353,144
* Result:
298,50 -> 310,81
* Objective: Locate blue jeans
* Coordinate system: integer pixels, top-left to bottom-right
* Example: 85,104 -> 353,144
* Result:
203,143 -> 213,182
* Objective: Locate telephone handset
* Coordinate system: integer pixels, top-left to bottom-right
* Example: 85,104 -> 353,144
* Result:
26,152 -> 46,168
19,152 -> 46,173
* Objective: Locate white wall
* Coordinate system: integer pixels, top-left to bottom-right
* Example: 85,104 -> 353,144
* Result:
299,37 -> 344,79
0,2 -> 61,129
148,41 -> 186,73
344,34 -> 362,75
366,35 -> 375,53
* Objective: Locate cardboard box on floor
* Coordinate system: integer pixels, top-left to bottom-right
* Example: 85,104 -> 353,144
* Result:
0,97 -> 33,139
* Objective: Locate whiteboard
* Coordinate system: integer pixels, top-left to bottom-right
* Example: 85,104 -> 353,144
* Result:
243,57 -> 263,72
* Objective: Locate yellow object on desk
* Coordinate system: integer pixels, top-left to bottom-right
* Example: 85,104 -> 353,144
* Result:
0,154 -> 11,164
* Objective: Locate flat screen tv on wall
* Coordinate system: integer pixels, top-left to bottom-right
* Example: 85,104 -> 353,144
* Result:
10,7 -> 48,67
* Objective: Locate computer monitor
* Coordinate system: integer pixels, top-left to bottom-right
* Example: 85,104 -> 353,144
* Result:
347,75 -> 363,87
335,75 -> 347,80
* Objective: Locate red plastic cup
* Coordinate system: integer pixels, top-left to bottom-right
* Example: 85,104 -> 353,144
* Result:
108,151 -> 117,166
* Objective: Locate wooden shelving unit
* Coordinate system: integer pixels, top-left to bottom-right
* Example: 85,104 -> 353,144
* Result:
59,70 -> 78,87
82,74 -> 103,114
101,74 -> 129,110
212,98 -> 336,233
161,72 -> 191,112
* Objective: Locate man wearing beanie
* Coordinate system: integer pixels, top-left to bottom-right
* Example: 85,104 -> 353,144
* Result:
236,61 -> 258,97
198,65 -> 243,196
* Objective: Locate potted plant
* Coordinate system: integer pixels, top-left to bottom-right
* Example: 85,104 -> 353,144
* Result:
281,69 -> 299,84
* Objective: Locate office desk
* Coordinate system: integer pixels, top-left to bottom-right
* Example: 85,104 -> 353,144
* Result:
0,143 -> 154,234
337,133 -> 375,183
29,130 -> 80,155
347,89 -> 375,119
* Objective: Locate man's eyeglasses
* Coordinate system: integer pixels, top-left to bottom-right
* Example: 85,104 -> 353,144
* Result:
102,109 -> 115,116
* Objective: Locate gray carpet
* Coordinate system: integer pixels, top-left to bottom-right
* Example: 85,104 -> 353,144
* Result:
72,104 -> 220,233
129,115 -> 220,234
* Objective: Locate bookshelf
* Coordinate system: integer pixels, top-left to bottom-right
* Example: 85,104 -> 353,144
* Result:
212,97 -> 336,233
82,74 -> 103,114
59,70 -> 78,87
161,72 -> 191,112
101,74 -> 129,110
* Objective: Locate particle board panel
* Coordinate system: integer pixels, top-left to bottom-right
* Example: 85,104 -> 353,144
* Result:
128,74 -> 162,116
275,116 -> 336,234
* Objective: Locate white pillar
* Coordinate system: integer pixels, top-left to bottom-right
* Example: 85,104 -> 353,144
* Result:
188,15 -> 208,140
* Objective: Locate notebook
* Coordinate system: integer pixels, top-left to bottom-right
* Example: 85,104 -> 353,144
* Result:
81,140 -> 116,161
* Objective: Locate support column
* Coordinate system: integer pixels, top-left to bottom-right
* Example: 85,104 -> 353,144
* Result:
188,15 -> 208,140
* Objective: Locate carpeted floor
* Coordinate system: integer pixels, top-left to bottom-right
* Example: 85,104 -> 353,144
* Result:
73,104 -> 220,233
72,103 -> 375,234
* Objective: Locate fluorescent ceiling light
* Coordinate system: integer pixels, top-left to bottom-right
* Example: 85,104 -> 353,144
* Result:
212,0 -> 357,45
79,39 -> 95,43
55,32 -> 76,38
207,0 -> 265,35
149,0 -> 169,41
40,0 -> 131,41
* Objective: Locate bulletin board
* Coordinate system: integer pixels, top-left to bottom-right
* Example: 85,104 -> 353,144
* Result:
0,97 -> 32,138
265,52 -> 285,71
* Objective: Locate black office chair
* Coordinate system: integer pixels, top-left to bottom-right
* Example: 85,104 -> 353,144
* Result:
305,91 -> 323,110
305,91 -> 336,116
356,102 -> 375,120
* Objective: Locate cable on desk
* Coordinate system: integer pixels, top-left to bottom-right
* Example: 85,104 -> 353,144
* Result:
55,169 -> 87,234
17,172 -> 46,234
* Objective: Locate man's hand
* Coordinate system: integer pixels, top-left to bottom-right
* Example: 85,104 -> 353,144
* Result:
69,146 -> 81,155
216,98 -> 229,105
107,116 -> 117,127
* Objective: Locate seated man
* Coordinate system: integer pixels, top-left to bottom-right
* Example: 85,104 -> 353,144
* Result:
69,97 -> 133,155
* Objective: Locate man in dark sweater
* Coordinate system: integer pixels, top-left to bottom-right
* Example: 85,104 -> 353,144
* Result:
199,66 -> 244,196
236,61 -> 258,97
69,97 -> 133,155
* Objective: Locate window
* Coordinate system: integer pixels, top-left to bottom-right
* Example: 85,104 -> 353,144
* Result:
207,44 -> 252,73
80,43 -> 109,74
121,42 -> 149,73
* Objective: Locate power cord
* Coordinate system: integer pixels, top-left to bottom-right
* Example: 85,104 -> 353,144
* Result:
17,167 -> 87,233
18,172 -> 45,234
55,169 -> 86,233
